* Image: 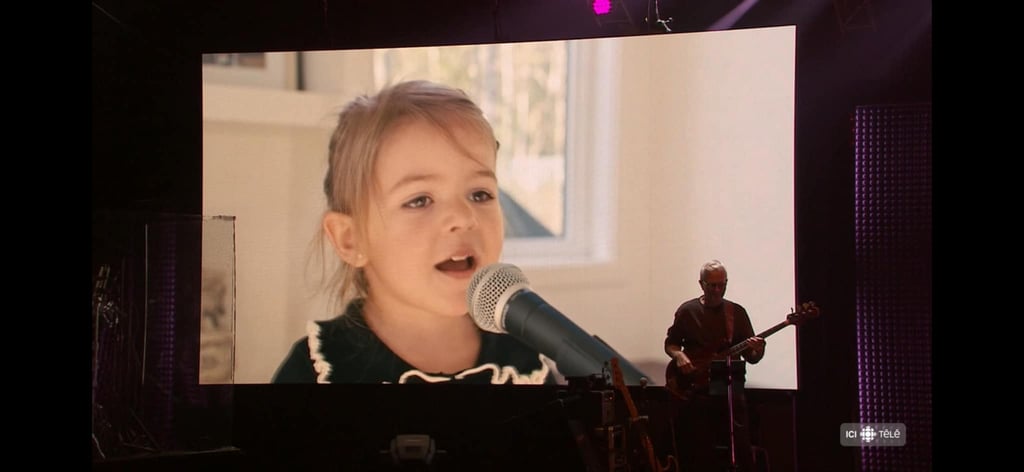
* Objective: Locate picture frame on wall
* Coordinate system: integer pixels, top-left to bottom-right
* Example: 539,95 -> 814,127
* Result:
202,52 -> 299,90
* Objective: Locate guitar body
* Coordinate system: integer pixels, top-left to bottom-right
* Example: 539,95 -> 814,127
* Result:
663,347 -> 726,400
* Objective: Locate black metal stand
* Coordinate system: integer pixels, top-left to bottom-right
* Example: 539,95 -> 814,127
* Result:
709,359 -> 747,472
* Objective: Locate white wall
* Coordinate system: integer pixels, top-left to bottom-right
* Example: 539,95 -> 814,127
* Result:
525,28 -> 797,389
203,25 -> 798,388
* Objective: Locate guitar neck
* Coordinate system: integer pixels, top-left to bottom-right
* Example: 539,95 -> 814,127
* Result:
722,318 -> 792,357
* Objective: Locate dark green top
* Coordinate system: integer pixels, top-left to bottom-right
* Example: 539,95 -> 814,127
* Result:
272,299 -> 556,384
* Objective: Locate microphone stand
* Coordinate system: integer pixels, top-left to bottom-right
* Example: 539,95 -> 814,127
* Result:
724,356 -> 737,472
710,356 -> 744,472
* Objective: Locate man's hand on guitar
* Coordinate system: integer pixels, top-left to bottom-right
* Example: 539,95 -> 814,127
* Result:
744,336 -> 766,360
672,350 -> 696,374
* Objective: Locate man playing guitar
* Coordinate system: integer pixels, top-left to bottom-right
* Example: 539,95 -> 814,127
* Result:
663,259 -> 763,472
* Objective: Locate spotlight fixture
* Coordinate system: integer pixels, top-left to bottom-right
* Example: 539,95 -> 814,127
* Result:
588,0 -> 633,28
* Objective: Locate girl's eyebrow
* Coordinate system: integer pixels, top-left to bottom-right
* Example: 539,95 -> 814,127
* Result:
386,169 -> 496,195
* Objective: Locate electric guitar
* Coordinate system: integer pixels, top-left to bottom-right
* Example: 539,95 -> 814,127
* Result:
610,357 -> 679,472
664,301 -> 821,400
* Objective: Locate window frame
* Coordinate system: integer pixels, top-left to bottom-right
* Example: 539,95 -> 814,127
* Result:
501,39 -> 619,268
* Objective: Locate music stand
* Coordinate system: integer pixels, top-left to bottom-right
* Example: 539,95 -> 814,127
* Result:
708,359 -> 746,396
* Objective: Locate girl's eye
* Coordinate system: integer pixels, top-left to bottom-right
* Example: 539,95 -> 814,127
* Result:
470,190 -> 495,203
404,196 -> 432,209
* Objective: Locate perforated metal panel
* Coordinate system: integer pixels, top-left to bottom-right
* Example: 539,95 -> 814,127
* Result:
92,214 -> 231,461
853,103 -> 931,471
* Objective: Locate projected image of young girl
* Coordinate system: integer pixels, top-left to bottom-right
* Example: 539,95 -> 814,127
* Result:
271,80 -> 556,384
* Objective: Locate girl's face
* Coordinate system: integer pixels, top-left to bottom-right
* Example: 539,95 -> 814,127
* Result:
361,118 -> 503,319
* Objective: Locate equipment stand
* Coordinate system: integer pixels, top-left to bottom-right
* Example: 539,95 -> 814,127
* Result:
709,359 -> 747,472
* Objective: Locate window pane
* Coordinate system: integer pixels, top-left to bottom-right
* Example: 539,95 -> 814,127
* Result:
373,44 -> 568,237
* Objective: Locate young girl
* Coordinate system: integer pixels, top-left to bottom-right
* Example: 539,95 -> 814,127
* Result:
272,80 -> 554,384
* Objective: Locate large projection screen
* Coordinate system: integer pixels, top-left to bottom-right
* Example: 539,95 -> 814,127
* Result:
202,25 -> 798,389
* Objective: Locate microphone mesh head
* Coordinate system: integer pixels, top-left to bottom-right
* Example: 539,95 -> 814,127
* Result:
466,263 -> 529,334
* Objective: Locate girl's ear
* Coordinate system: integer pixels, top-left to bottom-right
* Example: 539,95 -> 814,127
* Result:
323,211 -> 367,267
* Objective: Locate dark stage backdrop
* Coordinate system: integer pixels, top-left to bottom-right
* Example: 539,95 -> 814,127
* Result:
93,1 -> 932,470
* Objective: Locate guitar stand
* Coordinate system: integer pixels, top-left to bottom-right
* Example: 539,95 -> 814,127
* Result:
709,359 -> 746,472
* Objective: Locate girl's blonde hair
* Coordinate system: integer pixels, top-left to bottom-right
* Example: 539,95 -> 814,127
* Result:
318,80 -> 499,310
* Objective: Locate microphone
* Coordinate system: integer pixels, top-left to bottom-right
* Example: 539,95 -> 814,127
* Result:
467,263 -> 650,385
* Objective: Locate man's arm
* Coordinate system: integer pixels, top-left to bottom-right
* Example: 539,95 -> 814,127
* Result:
737,305 -> 766,364
742,336 -> 766,364
664,318 -> 696,374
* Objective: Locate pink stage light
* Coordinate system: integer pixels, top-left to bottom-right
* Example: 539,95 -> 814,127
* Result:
592,0 -> 612,15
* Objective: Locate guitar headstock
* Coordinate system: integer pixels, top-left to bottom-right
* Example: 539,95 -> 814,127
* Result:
787,301 -> 821,325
